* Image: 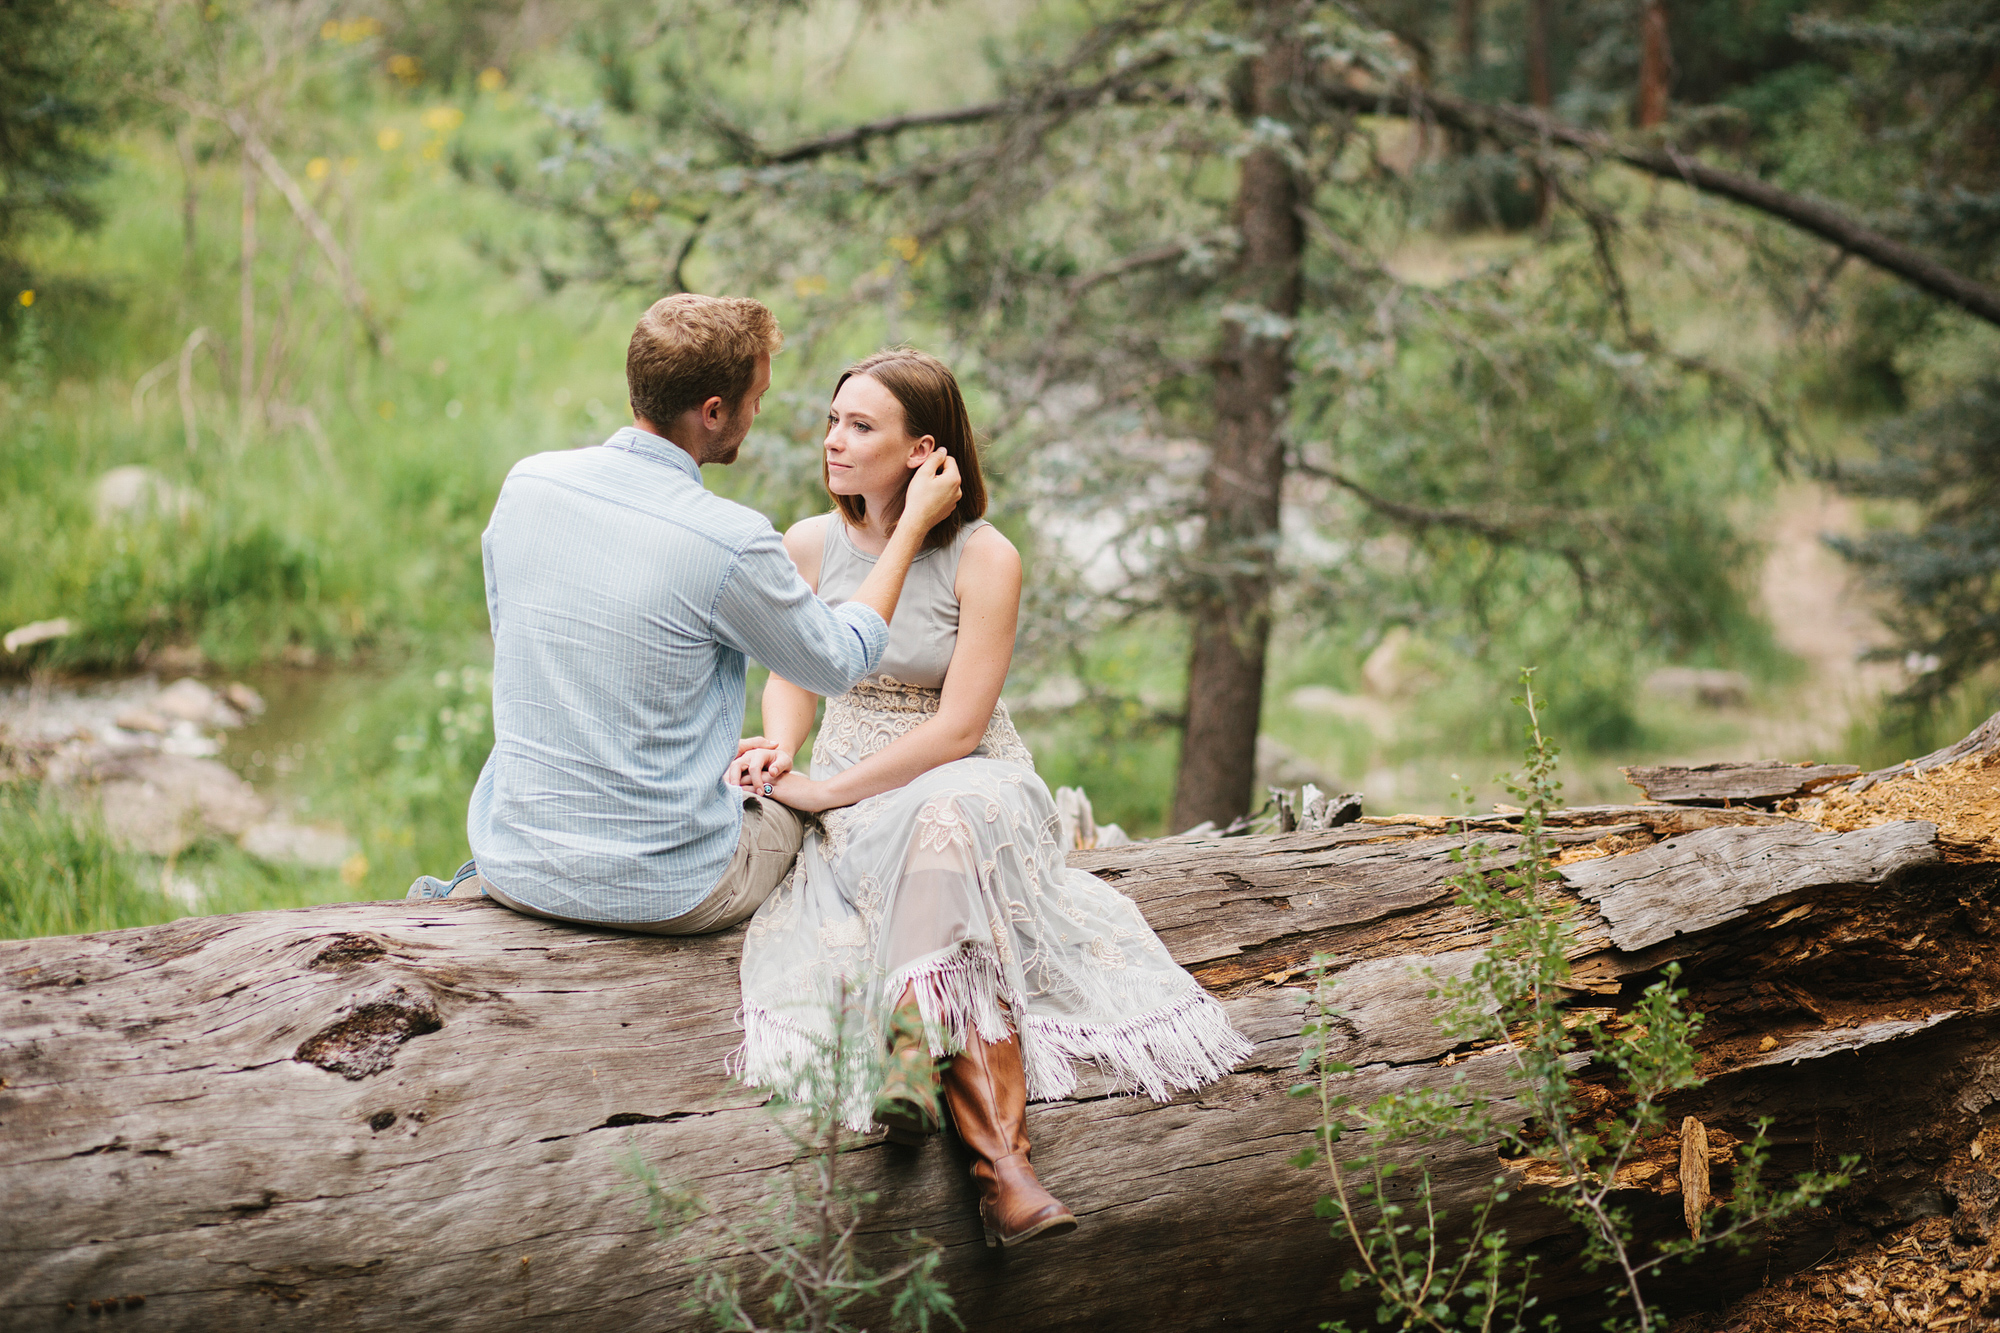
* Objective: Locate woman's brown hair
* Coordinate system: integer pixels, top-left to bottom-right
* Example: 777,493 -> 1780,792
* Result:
827,348 -> 988,553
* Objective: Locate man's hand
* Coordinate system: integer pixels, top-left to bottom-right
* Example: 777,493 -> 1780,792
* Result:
729,739 -> 793,792
902,449 -> 962,533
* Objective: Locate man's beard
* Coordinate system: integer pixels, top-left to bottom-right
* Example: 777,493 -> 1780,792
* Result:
708,407 -> 753,464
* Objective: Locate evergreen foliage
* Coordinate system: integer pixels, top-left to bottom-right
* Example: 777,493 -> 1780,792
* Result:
1826,380 -> 2000,707
0,0 -> 134,270
1787,0 -> 2000,711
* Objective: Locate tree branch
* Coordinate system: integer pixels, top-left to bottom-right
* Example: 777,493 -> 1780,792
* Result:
1312,82 -> 2000,329
1291,458 -> 1529,543
160,89 -> 385,352
761,50 -> 1181,165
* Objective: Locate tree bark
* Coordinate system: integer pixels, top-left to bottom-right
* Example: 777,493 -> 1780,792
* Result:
1456,0 -> 1481,77
1637,0 -> 1672,128
1526,0 -> 1553,222
1168,12 -> 1306,835
5,717 -> 1999,1330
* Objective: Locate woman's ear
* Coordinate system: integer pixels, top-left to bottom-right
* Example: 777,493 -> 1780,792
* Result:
905,435 -> 937,469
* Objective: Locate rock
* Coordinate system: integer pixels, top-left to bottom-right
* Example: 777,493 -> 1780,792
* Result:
143,643 -> 210,674
1287,685 -> 1395,735
155,678 -> 241,729
159,720 -> 222,757
94,755 -> 270,857
223,683 -> 266,717
156,678 -> 216,722
1642,666 -> 1752,709
3,618 -> 74,655
240,821 -> 357,869
93,466 -> 202,525
1255,736 -> 1337,793
1361,626 -> 1420,699
112,708 -> 169,735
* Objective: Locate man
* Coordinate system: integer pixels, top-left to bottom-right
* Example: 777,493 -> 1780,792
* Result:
410,293 -> 961,933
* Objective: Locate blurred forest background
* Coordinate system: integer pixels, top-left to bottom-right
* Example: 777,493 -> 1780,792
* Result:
2,0 -> 1995,937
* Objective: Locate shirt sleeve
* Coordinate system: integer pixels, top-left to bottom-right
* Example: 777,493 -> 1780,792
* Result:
711,527 -> 888,695
481,520 -> 501,638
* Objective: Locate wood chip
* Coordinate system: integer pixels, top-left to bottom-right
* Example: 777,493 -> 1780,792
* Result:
1681,1115 -> 1710,1239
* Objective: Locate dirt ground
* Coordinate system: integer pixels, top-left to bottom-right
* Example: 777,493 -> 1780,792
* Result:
1673,1132 -> 2000,1332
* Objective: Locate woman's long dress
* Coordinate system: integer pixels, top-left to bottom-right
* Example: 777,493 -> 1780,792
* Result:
735,517 -> 1250,1129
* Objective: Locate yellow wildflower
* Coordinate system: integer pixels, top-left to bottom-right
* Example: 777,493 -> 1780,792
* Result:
477,67 -> 506,93
17,290 -> 32,307
377,127 -> 403,152
305,157 -> 330,182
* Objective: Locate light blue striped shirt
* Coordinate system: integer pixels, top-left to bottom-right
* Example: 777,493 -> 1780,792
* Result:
467,427 -> 888,922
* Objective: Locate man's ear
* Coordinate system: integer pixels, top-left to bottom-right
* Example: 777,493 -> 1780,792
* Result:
701,395 -> 726,428
905,435 -> 937,469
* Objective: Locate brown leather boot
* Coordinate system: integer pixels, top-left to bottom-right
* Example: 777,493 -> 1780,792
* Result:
875,1000 -> 941,1146
940,1031 -> 1077,1248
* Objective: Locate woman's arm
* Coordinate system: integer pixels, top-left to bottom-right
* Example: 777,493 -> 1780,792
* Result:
766,526 -> 1021,812
732,517 -> 828,790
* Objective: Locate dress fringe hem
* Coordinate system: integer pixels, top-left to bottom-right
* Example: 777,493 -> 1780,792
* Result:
731,943 -> 1253,1132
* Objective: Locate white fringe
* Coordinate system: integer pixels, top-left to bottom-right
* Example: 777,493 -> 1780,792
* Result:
733,943 -> 1253,1129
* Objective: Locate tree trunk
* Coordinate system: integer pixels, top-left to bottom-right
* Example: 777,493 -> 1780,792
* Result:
1457,0 -> 1481,77
1169,14 -> 1305,835
1637,0 -> 1672,128
237,148 -> 258,440
6,717 -> 1998,1330
1526,0 -> 1553,223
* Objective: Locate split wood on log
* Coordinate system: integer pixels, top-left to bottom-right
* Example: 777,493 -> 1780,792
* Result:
1619,760 -> 1862,806
4,717 -> 2000,1331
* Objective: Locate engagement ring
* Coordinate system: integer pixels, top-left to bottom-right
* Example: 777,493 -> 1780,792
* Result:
762,783 -> 773,795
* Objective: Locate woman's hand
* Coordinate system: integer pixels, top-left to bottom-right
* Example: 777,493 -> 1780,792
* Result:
728,738 -> 793,792
762,770 -> 840,813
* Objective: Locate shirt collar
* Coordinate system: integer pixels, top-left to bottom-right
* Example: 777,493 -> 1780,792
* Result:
604,425 -> 703,481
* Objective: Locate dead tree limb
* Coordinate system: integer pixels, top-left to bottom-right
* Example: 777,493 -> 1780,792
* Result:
1311,82 -> 2000,330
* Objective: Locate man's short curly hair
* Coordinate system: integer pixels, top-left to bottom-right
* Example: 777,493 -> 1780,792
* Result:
626,294 -> 783,427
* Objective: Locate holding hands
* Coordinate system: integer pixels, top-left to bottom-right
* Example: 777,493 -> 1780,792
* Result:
728,736 -> 839,812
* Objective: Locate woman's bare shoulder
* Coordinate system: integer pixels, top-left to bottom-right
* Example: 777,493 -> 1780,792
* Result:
783,513 -> 834,588
959,522 -> 1021,579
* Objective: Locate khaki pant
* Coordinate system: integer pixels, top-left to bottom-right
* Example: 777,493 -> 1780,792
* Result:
480,796 -> 806,935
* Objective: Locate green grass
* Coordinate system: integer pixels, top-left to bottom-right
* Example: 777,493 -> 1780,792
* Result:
0,782 -> 367,939
0,784 -> 163,938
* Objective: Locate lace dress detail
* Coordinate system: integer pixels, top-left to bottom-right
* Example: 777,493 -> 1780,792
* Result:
734,519 -> 1250,1130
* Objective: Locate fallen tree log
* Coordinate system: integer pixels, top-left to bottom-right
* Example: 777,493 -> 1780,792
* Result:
4,717 -> 1999,1331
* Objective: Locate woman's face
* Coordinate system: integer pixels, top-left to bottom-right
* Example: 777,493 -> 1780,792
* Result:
825,373 -> 932,500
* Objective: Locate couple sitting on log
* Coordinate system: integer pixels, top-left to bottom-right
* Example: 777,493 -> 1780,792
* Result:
407,294 -> 1251,1248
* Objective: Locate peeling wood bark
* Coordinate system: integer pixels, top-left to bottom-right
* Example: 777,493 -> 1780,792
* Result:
1850,712 -> 2000,793
4,729 -> 2000,1330
1620,761 -> 1862,806
1561,821 -> 1940,951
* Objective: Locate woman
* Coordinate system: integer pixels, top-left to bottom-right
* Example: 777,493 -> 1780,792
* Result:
730,349 -> 1249,1249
